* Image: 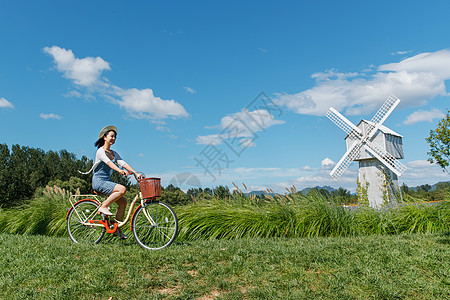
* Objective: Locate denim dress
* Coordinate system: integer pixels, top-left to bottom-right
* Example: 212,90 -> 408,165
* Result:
92,161 -> 117,195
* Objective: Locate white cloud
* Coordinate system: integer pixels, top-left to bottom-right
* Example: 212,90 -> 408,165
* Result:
43,46 -> 110,87
196,134 -> 223,146
183,86 -> 196,94
321,157 -> 335,169
44,46 -> 189,121
379,49 -> 450,78
403,108 -> 445,125
221,109 -> 285,135
391,50 -> 411,55
406,160 -> 433,168
401,160 -> 449,187
113,88 -> 189,120
0,97 -> 13,109
275,49 -> 450,116
40,113 -> 62,120
197,109 -> 285,146
239,138 -> 256,148
64,90 -> 83,98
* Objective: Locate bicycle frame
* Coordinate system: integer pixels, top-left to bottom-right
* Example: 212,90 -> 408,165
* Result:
67,191 -> 157,233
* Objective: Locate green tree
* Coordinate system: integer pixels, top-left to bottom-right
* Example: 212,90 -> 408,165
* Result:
186,187 -> 213,202
435,181 -> 450,190
47,177 -> 91,194
160,185 -> 190,206
0,144 -> 11,206
186,187 -> 203,199
0,144 -> 93,207
426,110 -> 450,175
401,183 -> 410,195
418,184 -> 432,192
213,185 -> 230,199
330,187 -> 356,204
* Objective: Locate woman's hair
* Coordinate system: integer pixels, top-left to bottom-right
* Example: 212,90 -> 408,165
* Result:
94,130 -> 117,148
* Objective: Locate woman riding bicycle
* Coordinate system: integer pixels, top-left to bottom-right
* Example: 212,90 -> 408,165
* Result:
81,125 -> 141,239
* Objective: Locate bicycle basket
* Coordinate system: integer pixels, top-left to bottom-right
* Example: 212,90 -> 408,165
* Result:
139,177 -> 161,199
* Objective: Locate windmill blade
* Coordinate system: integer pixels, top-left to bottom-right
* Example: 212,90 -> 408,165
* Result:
366,96 -> 401,140
330,140 -> 363,180
364,140 -> 407,177
326,107 -> 362,137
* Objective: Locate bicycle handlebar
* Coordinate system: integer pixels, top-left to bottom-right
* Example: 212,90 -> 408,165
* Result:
128,171 -> 145,181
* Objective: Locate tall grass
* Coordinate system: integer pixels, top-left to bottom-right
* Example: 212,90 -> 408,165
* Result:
391,201 -> 450,233
176,190 -> 449,241
0,185 -> 448,240
176,194 -> 300,240
293,192 -> 354,237
0,186 -> 69,236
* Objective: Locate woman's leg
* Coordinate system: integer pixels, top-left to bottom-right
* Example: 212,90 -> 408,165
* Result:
100,184 -> 128,238
115,197 -> 127,221
115,196 -> 128,238
100,184 -> 126,211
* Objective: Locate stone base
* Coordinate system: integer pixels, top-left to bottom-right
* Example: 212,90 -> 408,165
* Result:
358,159 -> 399,208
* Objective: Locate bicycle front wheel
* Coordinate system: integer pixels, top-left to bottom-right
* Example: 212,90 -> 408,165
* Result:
131,201 -> 178,250
67,199 -> 105,244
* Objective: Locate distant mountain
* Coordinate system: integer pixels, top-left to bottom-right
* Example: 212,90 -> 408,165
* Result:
247,186 -> 337,197
299,186 -> 337,195
246,181 -> 450,197
408,180 -> 450,192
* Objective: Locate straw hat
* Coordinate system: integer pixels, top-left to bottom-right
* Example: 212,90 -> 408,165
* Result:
98,125 -> 117,139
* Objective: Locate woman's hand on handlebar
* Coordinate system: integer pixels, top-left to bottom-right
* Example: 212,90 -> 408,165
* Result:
124,170 -> 143,180
132,172 -> 143,180
119,169 -> 128,176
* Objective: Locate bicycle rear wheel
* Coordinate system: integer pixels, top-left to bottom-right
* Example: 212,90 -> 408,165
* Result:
67,199 -> 105,244
131,201 -> 178,250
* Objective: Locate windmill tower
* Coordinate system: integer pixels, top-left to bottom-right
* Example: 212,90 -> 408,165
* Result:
326,96 -> 406,208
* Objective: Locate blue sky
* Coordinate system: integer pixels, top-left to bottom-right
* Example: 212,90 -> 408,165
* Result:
1,0 -> 449,192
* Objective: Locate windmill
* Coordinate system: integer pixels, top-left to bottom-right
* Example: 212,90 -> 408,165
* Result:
326,96 -> 406,208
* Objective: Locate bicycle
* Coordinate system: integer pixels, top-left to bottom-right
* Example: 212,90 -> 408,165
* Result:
66,173 -> 178,250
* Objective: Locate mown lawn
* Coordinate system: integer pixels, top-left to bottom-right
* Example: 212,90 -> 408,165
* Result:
1,233 -> 449,299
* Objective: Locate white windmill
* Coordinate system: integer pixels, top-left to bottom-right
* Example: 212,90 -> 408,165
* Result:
326,96 -> 406,208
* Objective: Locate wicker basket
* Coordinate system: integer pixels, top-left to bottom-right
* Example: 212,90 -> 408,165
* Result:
139,177 -> 161,199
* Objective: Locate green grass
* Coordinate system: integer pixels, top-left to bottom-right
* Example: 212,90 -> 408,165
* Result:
1,233 -> 449,299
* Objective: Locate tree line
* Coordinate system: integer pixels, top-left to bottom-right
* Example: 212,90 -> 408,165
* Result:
0,144 -> 94,207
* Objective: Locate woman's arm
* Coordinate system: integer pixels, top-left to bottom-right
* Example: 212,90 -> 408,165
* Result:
114,151 -> 142,178
106,161 -> 128,176
122,164 -> 142,179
